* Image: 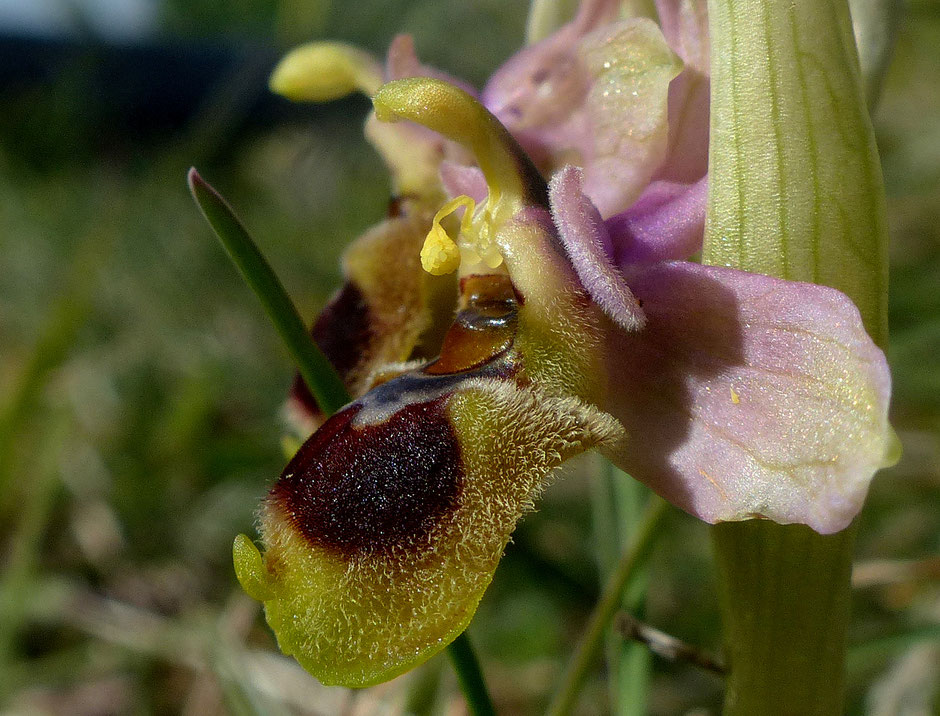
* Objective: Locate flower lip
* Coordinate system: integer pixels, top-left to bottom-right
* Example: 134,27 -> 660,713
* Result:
270,397 -> 464,557
270,272 -> 525,560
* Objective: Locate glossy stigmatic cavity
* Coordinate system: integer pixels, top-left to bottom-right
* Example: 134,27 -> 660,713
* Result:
427,274 -> 519,375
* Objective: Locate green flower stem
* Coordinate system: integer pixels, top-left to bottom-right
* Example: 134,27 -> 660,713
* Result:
188,168 -> 351,416
704,0 -> 890,713
546,497 -> 669,716
704,0 -> 889,343
712,522 -> 855,715
188,169 -> 495,713
447,632 -> 497,716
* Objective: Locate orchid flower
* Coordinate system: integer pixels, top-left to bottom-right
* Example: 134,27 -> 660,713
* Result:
232,0 -> 894,690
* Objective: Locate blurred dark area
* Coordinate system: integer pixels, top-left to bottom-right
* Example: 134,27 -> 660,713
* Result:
0,33 -> 275,161
0,31 -> 380,172
0,0 -> 937,714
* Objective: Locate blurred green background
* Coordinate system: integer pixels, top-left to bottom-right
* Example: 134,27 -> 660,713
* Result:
0,0 -> 937,714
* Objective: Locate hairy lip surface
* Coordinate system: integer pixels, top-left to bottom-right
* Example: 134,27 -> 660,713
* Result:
270,399 -> 463,556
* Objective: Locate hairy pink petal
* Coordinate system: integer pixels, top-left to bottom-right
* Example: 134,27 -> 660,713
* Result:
605,175 -> 707,264
603,262 -> 893,534
549,166 -> 645,330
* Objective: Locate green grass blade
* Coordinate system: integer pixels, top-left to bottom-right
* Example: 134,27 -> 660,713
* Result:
609,471 -> 653,716
546,498 -> 669,716
0,413 -> 68,697
591,461 -> 654,716
447,632 -> 497,716
188,168 -> 351,417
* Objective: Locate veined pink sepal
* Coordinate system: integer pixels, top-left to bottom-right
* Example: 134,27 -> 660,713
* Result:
599,261 -> 894,534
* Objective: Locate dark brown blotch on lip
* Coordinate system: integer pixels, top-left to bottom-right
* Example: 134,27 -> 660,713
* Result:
271,398 -> 463,556
290,281 -> 373,417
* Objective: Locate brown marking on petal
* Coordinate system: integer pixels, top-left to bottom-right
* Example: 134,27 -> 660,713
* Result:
698,468 -> 730,502
290,282 -> 373,416
386,194 -> 421,218
270,398 -> 462,556
425,274 -> 519,375
514,147 -> 550,208
387,196 -> 405,218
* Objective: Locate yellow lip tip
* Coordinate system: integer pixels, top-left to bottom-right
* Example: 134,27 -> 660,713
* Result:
233,534 -> 274,602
